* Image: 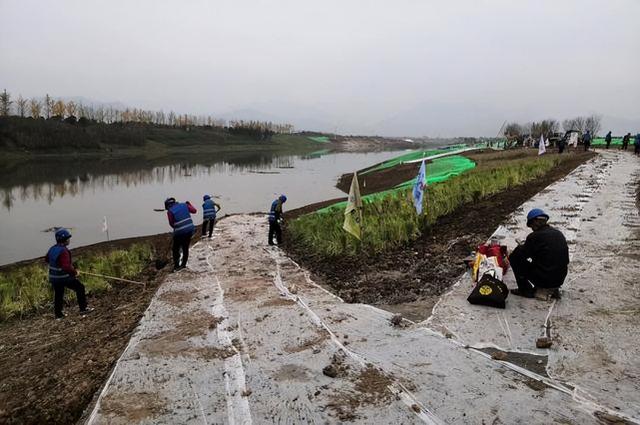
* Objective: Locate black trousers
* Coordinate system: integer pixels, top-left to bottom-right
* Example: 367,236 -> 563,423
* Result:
584,142 -> 590,151
202,218 -> 216,237
509,245 -> 563,293
268,221 -> 282,245
52,278 -> 87,318
172,232 -> 192,268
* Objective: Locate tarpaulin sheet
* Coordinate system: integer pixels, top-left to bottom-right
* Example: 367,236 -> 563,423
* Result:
316,156 -> 476,213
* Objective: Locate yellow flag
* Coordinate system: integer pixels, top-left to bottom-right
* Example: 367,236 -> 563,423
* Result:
343,172 -> 363,240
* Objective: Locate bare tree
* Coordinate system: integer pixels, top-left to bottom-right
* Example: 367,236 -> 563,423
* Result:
574,116 -> 586,133
29,98 -> 42,118
15,95 -> 28,117
52,99 -> 66,118
503,122 -> 522,138
0,89 -> 12,116
44,94 -> 54,118
562,118 -> 576,132
65,100 -> 77,118
584,114 -> 602,136
95,106 -> 105,122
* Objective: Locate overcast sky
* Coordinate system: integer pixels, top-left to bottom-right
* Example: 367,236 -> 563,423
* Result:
1,0 -> 639,136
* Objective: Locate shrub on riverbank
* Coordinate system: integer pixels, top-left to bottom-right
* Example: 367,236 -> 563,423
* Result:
0,243 -> 153,320
288,154 -> 573,257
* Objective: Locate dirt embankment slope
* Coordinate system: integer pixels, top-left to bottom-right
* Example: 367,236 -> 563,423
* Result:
284,150 -> 596,320
0,234 -> 172,425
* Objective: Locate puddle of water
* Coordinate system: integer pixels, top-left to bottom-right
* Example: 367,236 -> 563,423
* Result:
0,149 -> 409,265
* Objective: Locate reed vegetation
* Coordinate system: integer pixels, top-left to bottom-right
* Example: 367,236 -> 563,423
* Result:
0,243 -> 153,320
288,154 -> 569,258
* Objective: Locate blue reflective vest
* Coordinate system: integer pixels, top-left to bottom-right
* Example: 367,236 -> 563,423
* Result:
46,244 -> 71,283
170,203 -> 194,235
202,199 -> 217,220
268,199 -> 281,223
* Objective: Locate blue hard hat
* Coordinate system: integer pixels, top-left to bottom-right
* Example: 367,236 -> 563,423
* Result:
55,228 -> 72,242
164,197 -> 176,210
526,208 -> 549,223
279,194 -> 287,203
203,194 -> 211,201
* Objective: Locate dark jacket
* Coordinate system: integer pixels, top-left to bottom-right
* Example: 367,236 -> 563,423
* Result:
519,225 -> 569,287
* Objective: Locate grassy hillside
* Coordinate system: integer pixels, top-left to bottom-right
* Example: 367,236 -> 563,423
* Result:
0,116 -> 319,155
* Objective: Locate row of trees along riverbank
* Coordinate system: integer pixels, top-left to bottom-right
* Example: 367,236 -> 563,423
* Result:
0,89 -> 295,151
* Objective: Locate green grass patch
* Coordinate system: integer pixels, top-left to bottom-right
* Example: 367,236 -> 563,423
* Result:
0,243 -> 154,321
289,154 -> 569,258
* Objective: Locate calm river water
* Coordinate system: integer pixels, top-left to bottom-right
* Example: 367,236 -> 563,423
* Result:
0,149 -> 407,265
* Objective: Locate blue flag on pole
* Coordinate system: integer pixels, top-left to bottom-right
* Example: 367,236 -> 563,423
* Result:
413,160 -> 426,214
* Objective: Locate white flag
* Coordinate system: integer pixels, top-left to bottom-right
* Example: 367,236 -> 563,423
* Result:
538,135 -> 546,155
412,160 -> 427,214
102,216 -> 108,233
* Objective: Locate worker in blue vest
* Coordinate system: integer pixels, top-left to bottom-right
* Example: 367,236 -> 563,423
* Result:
165,197 -> 196,271
202,194 -> 221,238
268,194 -> 287,245
44,228 -> 93,319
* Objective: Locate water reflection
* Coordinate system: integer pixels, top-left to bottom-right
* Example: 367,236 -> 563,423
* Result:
0,148 -> 408,265
0,151 -> 309,210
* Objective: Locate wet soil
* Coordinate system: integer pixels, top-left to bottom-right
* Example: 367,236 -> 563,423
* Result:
479,347 -> 549,376
285,150 -> 595,321
0,234 -> 172,425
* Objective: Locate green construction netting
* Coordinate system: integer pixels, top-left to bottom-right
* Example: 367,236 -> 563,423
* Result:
316,155 -> 476,213
591,137 -> 623,146
361,149 -> 447,174
394,155 -> 477,188
308,136 -> 331,143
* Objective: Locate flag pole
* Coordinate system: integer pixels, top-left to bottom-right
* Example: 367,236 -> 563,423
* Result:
103,216 -> 110,241
361,199 -> 368,283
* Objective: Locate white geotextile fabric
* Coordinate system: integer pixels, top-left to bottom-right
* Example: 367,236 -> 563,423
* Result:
426,152 -> 640,421
87,214 -> 616,424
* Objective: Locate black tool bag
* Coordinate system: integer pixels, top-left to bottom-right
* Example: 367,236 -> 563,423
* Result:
467,273 -> 509,309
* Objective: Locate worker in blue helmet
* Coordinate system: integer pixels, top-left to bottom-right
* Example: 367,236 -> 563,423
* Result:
508,208 -> 569,298
165,197 -> 196,271
268,194 -> 287,245
44,228 -> 94,319
201,194 -> 221,238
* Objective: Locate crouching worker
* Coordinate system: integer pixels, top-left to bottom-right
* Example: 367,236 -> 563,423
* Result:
268,194 -> 287,245
45,228 -> 93,319
165,197 -> 196,271
202,194 -> 221,238
509,209 -> 569,298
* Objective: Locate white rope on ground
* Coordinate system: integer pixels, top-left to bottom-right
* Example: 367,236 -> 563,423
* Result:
208,251 -> 253,425
268,249 -> 445,425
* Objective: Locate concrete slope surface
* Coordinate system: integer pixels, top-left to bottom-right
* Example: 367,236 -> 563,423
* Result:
87,151 -> 639,425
